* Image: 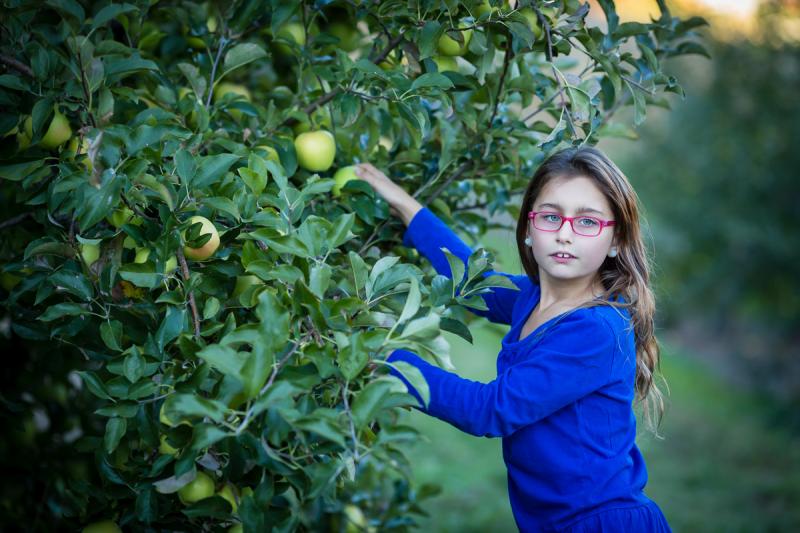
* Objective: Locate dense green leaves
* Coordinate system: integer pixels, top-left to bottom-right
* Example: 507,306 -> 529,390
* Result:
0,0 -> 705,530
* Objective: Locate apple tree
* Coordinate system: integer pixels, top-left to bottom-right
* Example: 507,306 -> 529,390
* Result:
0,0 -> 706,530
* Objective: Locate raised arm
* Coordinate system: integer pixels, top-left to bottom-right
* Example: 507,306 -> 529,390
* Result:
355,163 -> 527,325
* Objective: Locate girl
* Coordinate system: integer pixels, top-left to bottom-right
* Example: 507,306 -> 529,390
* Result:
354,146 -> 671,533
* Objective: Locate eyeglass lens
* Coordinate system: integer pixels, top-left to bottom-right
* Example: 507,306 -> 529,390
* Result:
532,213 -> 602,237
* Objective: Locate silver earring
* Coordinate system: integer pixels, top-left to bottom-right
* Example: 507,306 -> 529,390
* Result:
524,236 -> 532,246
608,247 -> 618,258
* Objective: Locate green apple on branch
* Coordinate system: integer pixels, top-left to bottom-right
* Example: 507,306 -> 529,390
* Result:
182,215 -> 220,261
294,129 -> 336,172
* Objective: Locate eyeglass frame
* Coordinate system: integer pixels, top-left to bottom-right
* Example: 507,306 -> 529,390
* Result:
527,210 -> 616,237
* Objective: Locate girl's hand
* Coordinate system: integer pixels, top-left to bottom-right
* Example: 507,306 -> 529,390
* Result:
354,162 -> 423,224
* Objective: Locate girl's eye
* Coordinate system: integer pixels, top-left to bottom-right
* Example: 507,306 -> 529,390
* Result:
577,217 -> 599,227
543,214 -> 561,223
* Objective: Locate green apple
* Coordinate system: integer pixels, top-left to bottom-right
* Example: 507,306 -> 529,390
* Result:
476,1 -> 511,17
344,504 -> 376,533
328,21 -> 360,51
213,82 -> 252,120
0,272 -> 22,291
332,165 -> 360,196
178,471 -> 215,505
24,109 -> 73,149
253,145 -> 281,164
107,207 -> 133,228
187,36 -> 205,50
213,82 -> 251,103
82,520 -> 122,533
274,22 -> 306,55
432,55 -> 459,72
158,434 -> 179,456
165,256 -> 178,272
81,243 -> 101,267
437,27 -> 473,56
231,275 -> 264,300
134,247 -> 150,264
177,86 -> 193,100
378,52 -> 397,70
294,130 -> 336,172
17,129 -> 31,150
519,8 -> 545,41
182,215 -> 220,261
134,248 -> 178,272
217,483 -> 240,513
68,136 -> 93,172
379,136 -> 393,149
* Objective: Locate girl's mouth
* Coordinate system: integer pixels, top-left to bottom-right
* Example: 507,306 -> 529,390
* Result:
550,252 -> 576,263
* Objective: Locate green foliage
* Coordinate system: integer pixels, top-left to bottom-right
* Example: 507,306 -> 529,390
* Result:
0,0 -> 704,530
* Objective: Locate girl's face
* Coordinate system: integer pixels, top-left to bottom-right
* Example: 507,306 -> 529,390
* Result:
527,175 -> 617,285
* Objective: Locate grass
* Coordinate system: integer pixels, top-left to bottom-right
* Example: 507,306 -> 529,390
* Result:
400,322 -> 800,532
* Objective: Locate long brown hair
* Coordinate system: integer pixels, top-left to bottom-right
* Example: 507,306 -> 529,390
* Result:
515,146 -> 667,437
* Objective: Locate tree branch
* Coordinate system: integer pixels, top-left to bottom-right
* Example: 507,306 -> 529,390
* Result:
277,30 -> 407,131
0,54 -> 33,77
206,35 -> 229,108
0,212 -> 30,231
488,34 -> 514,128
422,159 -> 474,205
176,248 -> 201,339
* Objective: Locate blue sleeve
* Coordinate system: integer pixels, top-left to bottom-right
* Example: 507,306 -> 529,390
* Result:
402,206 -> 527,325
386,311 -> 618,438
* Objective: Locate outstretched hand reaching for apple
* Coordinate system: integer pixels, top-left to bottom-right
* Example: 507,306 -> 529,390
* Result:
354,163 -> 423,225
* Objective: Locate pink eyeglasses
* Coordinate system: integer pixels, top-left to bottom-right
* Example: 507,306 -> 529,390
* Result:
528,211 -> 616,237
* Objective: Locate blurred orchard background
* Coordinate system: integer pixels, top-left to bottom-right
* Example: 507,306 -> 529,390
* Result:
406,0 -> 800,531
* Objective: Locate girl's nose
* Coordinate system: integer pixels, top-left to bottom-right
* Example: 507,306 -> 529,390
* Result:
556,221 -> 574,242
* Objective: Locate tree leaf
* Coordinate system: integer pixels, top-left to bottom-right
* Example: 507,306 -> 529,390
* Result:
155,306 -> 186,353
192,153 -> 240,189
49,270 -> 93,301
411,73 -> 454,92
77,370 -> 114,401
189,424 -> 229,452
399,313 -> 440,340
390,361 -> 430,407
37,302 -> 88,321
168,393 -> 227,423
240,343 -> 274,400
196,344 -> 247,379
220,43 -> 267,80
122,348 -> 145,383
397,276 -> 421,325
255,290 -> 290,351
351,377 -> 408,428
153,469 -> 196,494
337,331 -> 368,381
175,148 -> 196,184
92,3 -> 138,30
104,417 -> 127,454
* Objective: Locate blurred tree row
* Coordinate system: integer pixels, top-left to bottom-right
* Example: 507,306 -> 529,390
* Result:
617,0 -> 800,425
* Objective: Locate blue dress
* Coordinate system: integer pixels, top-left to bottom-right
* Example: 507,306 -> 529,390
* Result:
387,206 -> 672,532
